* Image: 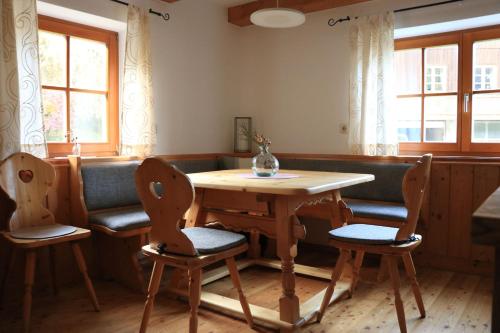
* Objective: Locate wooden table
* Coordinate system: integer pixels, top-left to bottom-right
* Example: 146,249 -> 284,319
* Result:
472,186 -> 500,333
169,169 -> 374,332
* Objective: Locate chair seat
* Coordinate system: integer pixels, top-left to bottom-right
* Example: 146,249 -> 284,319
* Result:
345,199 -> 408,222
329,224 -> 401,245
182,227 -> 246,254
88,206 -> 151,232
10,224 -> 77,239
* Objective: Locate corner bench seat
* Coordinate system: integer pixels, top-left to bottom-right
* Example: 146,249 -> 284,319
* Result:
277,158 -> 414,245
345,199 -> 407,222
77,158 -> 223,232
88,206 -> 151,232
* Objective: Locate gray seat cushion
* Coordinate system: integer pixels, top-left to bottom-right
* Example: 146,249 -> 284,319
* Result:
346,200 -> 407,222
329,224 -> 399,245
182,227 -> 246,254
88,207 -> 151,232
82,162 -> 141,211
279,159 -> 412,203
169,159 -> 219,174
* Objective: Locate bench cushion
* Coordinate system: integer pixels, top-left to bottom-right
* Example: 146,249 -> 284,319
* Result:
82,162 -> 141,211
169,159 -> 219,174
346,199 -> 407,222
182,227 -> 246,254
88,207 -> 151,232
329,224 -> 399,245
279,159 -> 412,203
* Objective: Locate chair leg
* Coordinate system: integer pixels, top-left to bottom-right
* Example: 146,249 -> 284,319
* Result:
377,255 -> 389,282
140,261 -> 165,333
24,250 -> 36,333
48,246 -> 58,296
0,245 -> 16,309
226,257 -> 253,328
188,268 -> 202,333
71,242 -> 100,312
317,249 -> 350,323
387,256 -> 407,333
350,250 -> 365,296
402,252 -> 425,318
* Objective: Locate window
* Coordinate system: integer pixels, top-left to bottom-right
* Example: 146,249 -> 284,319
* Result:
38,16 -> 118,157
395,26 -> 500,153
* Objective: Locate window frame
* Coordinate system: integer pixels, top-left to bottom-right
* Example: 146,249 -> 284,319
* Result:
396,25 -> 500,155
395,32 -> 463,153
38,15 -> 119,157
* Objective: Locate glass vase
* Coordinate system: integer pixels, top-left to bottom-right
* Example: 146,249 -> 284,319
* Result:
252,145 -> 279,177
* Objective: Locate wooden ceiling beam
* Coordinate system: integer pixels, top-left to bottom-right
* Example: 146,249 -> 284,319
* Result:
228,0 -> 372,27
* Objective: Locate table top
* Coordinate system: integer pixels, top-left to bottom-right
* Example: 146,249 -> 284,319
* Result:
472,186 -> 500,245
187,169 -> 374,196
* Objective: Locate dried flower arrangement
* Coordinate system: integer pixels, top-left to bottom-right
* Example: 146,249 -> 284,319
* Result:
239,124 -> 271,149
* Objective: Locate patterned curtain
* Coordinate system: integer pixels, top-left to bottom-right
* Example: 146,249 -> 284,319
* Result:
348,12 -> 398,156
119,5 -> 156,157
0,0 -> 47,160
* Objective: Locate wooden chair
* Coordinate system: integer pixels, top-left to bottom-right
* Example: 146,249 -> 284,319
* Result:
317,154 -> 432,333
135,158 -> 253,333
0,153 -> 99,332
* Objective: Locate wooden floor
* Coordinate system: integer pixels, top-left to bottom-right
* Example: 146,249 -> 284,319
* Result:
0,253 -> 492,332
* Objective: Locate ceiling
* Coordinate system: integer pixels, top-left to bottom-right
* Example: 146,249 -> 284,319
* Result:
210,0 -> 251,7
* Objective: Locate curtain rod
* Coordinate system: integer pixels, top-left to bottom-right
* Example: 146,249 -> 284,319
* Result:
328,0 -> 463,27
109,0 -> 170,21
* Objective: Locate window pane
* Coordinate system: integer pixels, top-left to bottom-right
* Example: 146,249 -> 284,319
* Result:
39,31 -> 66,87
396,97 -> 421,142
70,37 -> 108,90
70,92 -> 107,143
472,93 -> 500,142
42,89 -> 67,142
424,45 -> 458,93
394,49 -> 422,95
473,39 -> 500,91
424,95 -> 457,142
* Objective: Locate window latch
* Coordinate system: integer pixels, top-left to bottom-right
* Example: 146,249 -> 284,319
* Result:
463,93 -> 470,113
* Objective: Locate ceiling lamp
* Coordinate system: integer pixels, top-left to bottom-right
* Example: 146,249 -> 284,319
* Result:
250,0 -> 305,28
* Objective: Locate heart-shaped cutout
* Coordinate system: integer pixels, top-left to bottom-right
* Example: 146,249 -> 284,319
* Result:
19,170 -> 34,183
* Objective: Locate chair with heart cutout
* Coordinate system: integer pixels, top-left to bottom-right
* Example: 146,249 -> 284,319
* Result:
0,153 -> 99,332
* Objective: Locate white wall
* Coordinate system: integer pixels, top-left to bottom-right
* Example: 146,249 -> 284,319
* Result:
235,0 -> 500,154
38,0 -> 241,154
38,0 -> 500,155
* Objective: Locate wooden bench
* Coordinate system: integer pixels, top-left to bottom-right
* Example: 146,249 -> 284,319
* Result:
273,158 -> 414,245
68,155 -> 227,290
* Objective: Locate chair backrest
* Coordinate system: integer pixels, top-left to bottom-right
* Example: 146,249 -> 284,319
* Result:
0,153 -> 56,231
135,157 -> 197,256
396,154 -> 432,241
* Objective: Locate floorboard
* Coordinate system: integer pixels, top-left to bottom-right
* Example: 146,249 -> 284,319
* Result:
0,252 -> 492,332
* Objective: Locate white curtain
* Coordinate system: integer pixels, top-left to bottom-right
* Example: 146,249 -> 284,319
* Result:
348,12 -> 398,156
0,0 -> 47,160
119,5 -> 156,157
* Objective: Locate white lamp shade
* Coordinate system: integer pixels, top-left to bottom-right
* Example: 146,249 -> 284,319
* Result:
250,8 -> 305,28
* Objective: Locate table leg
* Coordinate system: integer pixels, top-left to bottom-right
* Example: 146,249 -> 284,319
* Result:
185,188 -> 206,228
275,196 -> 299,331
328,190 -> 352,229
493,247 -> 499,333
